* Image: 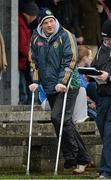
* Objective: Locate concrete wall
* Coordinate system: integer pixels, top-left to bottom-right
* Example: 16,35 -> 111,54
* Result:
0,0 -> 11,104
11,0 -> 19,105
0,106 -> 102,174
0,0 -> 19,105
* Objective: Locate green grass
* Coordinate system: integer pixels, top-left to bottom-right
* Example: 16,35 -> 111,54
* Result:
0,168 -> 99,179
0,176 -> 99,180
0,174 -> 99,179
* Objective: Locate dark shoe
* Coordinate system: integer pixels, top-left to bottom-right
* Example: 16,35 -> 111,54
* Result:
64,159 -> 76,169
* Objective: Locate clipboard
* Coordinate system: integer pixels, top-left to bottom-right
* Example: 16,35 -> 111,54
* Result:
78,67 -> 102,76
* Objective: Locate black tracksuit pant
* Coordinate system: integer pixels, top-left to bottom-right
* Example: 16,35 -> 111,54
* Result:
47,89 -> 91,166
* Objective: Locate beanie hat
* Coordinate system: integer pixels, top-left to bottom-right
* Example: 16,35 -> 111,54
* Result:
39,8 -> 55,25
20,2 -> 39,16
101,20 -> 111,38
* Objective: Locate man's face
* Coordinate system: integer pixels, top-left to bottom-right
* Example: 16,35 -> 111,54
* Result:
104,37 -> 111,48
41,18 -> 56,36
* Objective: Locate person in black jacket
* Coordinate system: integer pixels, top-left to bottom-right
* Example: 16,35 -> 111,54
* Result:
91,20 -> 111,179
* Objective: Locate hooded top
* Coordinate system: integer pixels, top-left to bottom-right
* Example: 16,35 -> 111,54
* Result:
29,15 -> 80,94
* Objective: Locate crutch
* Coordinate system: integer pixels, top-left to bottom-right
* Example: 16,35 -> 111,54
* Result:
54,77 -> 72,175
26,91 -> 35,175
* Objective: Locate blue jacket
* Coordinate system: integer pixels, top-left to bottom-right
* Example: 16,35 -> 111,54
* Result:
30,19 -> 80,94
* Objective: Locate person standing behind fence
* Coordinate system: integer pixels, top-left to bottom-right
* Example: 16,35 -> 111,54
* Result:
18,1 -> 39,104
29,8 -> 92,174
91,20 -> 111,179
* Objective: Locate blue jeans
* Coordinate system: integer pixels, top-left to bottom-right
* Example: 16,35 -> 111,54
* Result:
47,89 -> 91,165
96,96 -> 111,175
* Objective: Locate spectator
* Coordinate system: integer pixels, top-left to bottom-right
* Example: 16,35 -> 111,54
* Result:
72,45 -> 94,124
91,20 -> 111,179
18,1 -> 39,104
51,0 -> 81,38
77,0 -> 101,58
29,8 -> 92,174
0,31 -> 7,80
51,0 -> 73,29
97,0 -> 111,27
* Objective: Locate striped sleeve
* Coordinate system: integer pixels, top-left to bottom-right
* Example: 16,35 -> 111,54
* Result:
58,29 -> 77,85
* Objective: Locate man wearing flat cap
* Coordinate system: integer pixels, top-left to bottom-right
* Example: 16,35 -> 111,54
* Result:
91,20 -> 111,179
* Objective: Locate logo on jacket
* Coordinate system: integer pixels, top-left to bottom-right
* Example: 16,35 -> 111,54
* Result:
36,42 -> 44,46
53,41 -> 59,48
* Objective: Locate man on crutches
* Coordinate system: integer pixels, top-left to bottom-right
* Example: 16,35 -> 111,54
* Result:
29,8 -> 92,175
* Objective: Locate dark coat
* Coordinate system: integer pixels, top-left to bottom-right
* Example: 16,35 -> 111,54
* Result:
50,0 -> 80,35
19,14 -> 31,71
91,44 -> 111,96
78,0 -> 101,45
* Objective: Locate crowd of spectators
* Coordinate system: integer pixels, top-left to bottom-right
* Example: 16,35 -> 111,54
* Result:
18,0 -> 111,112
18,0 -> 111,178
20,0 -> 111,44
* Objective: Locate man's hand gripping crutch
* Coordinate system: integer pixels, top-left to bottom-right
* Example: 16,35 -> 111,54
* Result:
26,83 -> 38,175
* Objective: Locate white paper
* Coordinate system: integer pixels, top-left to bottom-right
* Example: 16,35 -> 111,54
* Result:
88,75 -> 107,85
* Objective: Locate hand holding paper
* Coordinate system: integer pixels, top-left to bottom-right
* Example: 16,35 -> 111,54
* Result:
96,71 -> 109,81
88,71 -> 108,84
